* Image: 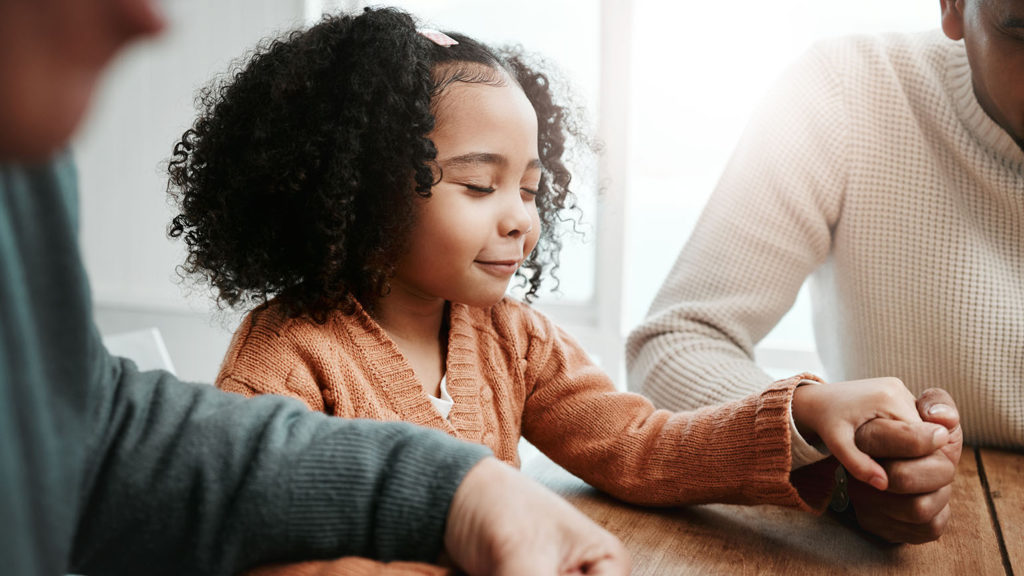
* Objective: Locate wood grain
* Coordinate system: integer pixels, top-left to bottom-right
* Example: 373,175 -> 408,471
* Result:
525,449 -> 1007,575
979,448 -> 1024,573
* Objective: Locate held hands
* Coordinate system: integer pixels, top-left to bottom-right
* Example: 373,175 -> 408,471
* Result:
848,388 -> 963,543
792,377 -> 948,491
445,457 -> 631,575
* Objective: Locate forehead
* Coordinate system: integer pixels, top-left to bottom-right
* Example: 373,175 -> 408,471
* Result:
430,80 -> 538,149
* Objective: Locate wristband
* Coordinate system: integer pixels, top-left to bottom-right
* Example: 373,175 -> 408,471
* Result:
829,465 -> 850,513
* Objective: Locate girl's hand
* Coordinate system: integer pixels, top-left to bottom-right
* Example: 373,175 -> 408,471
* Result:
792,377 -> 949,491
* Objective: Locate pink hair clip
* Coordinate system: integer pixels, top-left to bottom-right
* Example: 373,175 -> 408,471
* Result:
418,29 -> 458,47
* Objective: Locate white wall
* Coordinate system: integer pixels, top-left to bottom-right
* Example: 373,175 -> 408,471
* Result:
75,0 -> 307,382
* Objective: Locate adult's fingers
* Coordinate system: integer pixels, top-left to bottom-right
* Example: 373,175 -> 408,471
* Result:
916,388 -> 961,432
883,450 -> 957,494
855,501 -> 952,544
855,418 -> 948,459
916,388 -> 964,469
848,481 -> 953,523
447,458 -> 630,576
581,555 -> 634,576
491,540 -> 630,576
848,480 -> 953,544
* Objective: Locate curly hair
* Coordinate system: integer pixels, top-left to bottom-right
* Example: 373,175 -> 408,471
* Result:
167,6 -> 589,321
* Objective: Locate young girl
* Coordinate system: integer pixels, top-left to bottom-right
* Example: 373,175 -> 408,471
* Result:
167,7 -> 945,574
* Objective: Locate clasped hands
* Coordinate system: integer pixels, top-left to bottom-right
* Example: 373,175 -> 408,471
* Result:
849,386 -> 963,543
794,380 -> 963,544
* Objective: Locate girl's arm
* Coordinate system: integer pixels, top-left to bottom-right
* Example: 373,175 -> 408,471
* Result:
521,312 -> 932,511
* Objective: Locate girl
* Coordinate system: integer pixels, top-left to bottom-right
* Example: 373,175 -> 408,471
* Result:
168,7 -> 946,574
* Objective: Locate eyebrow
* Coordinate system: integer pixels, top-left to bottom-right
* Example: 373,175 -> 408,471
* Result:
438,152 -> 542,171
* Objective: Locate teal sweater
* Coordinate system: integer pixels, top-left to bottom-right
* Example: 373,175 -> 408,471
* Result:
0,155 -> 491,575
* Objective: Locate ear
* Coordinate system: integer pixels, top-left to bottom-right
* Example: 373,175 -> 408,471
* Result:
940,0 -> 966,41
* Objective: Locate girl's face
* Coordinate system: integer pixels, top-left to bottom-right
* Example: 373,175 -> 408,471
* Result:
390,75 -> 542,309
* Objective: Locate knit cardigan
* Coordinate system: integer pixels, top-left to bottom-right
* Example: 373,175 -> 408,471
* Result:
221,296 -> 834,506
221,297 -> 835,573
627,31 -> 1024,448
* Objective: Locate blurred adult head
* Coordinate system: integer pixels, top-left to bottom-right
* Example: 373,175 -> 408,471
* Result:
0,0 -> 164,161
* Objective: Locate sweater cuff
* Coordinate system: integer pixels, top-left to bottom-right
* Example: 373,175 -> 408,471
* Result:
284,421 -> 491,563
750,373 -> 829,511
789,378 -> 831,470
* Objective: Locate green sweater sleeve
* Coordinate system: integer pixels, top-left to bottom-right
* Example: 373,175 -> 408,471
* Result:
72,333 -> 490,575
0,155 -> 490,576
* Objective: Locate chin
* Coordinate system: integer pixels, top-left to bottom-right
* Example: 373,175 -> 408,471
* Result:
3,84 -> 93,162
458,290 -> 508,309
0,125 -> 75,163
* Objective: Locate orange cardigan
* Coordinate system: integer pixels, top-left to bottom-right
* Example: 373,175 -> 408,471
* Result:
219,298 -> 835,573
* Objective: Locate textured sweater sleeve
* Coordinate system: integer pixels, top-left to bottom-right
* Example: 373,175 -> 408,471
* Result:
521,312 -> 834,512
71,325 -> 490,575
217,315 -> 456,575
625,40 -> 848,411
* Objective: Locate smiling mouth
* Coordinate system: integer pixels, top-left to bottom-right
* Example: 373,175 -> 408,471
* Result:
474,260 -> 521,276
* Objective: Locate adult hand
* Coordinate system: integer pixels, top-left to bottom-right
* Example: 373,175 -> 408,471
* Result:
445,457 -> 631,575
849,388 -> 963,544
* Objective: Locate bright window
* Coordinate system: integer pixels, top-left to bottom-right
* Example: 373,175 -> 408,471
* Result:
624,0 -> 938,374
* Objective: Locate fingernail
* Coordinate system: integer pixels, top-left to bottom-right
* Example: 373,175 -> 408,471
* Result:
869,475 -> 887,491
932,426 -> 949,444
927,404 -> 951,417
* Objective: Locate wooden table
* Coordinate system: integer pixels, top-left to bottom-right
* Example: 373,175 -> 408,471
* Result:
524,447 -> 1022,575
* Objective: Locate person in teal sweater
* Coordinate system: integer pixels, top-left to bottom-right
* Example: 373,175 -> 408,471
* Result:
0,0 -> 629,574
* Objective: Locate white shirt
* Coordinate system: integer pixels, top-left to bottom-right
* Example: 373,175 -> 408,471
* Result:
427,375 -> 454,420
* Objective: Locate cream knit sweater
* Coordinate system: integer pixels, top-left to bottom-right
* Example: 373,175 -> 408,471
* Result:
627,31 -> 1024,448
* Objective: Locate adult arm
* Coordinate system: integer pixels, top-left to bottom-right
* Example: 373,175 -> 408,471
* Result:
70,327 -> 491,576
625,42 -> 848,410
245,459 -> 632,576
217,320 -> 460,574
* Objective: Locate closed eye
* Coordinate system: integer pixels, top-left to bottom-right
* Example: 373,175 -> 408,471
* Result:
463,184 -> 496,193
521,187 -> 539,196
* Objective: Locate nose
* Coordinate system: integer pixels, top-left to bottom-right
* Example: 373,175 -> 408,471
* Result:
499,193 -> 534,239
118,0 -> 168,38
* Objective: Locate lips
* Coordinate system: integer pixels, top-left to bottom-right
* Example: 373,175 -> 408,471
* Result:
474,259 -> 522,277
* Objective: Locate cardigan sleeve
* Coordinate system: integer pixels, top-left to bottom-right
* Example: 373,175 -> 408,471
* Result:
520,311 -> 835,512
625,40 -> 849,412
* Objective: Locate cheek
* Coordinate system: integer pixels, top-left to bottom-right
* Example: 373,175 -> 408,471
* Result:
1005,58 -> 1024,111
525,207 -> 542,255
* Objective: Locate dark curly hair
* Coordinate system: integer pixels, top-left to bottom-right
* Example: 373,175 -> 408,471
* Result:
167,6 -> 589,321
